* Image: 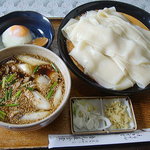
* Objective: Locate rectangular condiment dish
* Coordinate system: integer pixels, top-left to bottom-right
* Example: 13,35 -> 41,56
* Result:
70,96 -> 137,134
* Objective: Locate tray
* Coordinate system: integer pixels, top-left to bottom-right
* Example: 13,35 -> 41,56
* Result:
0,19 -> 150,149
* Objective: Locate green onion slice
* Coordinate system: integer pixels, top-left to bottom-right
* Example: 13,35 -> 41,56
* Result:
26,87 -> 34,91
2,77 -> 6,88
46,81 -> 57,99
51,63 -> 59,72
33,66 -> 39,73
0,110 -> 6,119
14,90 -> 22,99
0,103 -> 19,107
8,88 -> 12,99
4,90 -> 9,101
5,103 -> 19,107
6,74 -> 16,82
7,79 -> 16,86
0,98 -> 4,103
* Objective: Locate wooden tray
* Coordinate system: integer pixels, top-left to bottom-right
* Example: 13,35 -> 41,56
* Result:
0,20 -> 150,149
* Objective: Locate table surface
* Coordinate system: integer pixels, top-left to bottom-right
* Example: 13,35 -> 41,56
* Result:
0,19 -> 150,150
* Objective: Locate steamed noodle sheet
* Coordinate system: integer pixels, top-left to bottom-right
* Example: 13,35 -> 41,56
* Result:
62,7 -> 150,90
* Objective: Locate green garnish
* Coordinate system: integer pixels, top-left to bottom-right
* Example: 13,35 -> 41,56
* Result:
1,74 -> 16,88
33,66 -> 39,73
3,87 -> 13,102
6,74 -> 16,82
5,103 -> 19,107
26,87 -> 34,91
2,77 -> 6,88
4,90 -> 9,101
46,81 -> 57,99
50,81 -> 57,89
51,63 -> 59,72
0,110 -> 6,120
14,90 -> 22,99
8,88 -> 12,99
0,103 -> 19,107
47,90 -> 54,99
0,98 -> 4,103
7,79 -> 16,86
0,81 -> 2,85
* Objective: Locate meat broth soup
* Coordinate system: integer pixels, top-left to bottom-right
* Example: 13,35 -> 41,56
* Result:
0,54 -> 65,124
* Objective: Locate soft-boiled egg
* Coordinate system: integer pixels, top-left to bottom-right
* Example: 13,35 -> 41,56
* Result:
2,25 -> 32,47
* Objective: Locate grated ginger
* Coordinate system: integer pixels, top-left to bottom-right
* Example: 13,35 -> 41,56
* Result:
105,101 -> 131,129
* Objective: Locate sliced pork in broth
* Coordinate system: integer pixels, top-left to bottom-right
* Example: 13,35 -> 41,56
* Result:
0,54 -> 65,124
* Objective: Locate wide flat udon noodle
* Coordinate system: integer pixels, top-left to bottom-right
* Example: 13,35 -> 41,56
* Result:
113,56 -> 150,88
67,40 -> 134,90
62,7 -> 150,89
64,17 -> 150,65
126,64 -> 150,88
70,41 -> 134,90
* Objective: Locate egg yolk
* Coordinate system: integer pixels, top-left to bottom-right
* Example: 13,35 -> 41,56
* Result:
9,25 -> 30,37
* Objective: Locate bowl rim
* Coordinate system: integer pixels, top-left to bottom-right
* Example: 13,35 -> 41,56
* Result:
57,0 -> 150,95
0,10 -> 55,49
0,44 -> 71,129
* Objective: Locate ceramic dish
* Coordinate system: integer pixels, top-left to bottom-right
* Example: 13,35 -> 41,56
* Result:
0,11 -> 54,49
0,45 -> 71,131
57,1 -> 150,95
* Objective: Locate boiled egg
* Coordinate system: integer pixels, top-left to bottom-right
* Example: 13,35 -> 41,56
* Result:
2,25 -> 32,47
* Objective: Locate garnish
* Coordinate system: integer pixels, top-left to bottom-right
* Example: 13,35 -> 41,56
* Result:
7,79 -> 16,86
47,90 -> 54,99
3,88 -> 13,101
1,74 -> 16,88
46,81 -> 57,99
33,66 -> 39,73
8,88 -> 12,99
26,87 -> 34,91
0,98 -> 4,103
51,63 -> 58,72
2,77 -> 6,88
14,90 -> 22,99
0,110 -> 6,120
5,103 -> 19,107
6,73 -> 16,82
4,90 -> 9,101
0,103 -> 19,107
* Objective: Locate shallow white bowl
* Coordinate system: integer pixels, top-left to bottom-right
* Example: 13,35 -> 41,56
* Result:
0,44 -> 71,131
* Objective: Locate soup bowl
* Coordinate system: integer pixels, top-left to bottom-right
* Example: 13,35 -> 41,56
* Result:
0,44 -> 71,130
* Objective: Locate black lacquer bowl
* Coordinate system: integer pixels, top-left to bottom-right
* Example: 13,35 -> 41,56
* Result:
57,1 -> 150,95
